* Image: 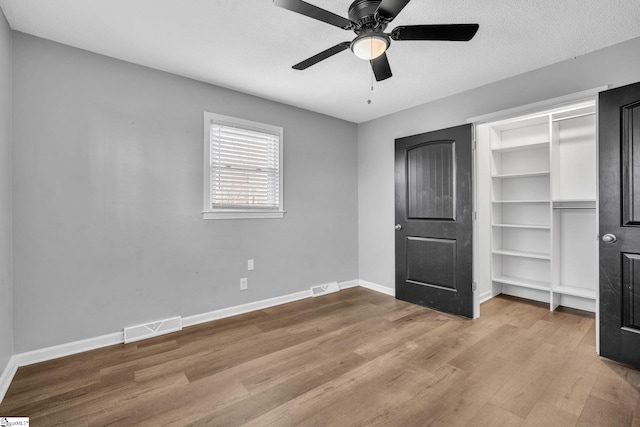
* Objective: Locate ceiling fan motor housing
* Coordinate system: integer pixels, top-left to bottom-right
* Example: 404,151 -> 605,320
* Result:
348,0 -> 387,32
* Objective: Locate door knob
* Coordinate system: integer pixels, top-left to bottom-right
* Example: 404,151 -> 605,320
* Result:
602,233 -> 617,243
395,224 -> 402,231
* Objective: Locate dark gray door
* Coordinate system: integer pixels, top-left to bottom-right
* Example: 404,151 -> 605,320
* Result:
599,81 -> 640,367
395,124 -> 473,318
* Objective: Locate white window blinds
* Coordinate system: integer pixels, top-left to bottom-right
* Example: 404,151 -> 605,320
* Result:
209,121 -> 281,210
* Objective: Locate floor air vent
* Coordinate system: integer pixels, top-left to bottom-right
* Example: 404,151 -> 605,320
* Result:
310,281 -> 340,297
124,316 -> 183,344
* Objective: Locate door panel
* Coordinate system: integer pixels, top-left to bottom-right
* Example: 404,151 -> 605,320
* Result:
621,253 -> 640,330
599,81 -> 640,367
621,100 -> 640,226
395,124 -> 473,318
406,237 -> 457,290
407,142 -> 455,220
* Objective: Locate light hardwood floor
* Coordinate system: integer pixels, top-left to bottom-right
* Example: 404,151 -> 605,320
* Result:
1,287 -> 639,426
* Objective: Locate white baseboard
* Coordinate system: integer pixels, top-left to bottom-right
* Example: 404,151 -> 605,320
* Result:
183,279 -> 364,327
479,290 -> 494,304
500,285 -> 550,305
555,294 -> 596,313
0,355 -> 18,404
359,279 -> 395,297
15,332 -> 123,367
182,289 -> 312,327
0,278 -> 390,404
339,279 -> 359,290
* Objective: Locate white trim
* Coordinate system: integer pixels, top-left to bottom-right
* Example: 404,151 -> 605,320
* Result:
202,210 -> 285,220
479,290 -> 493,304
472,123 -> 480,319
182,289 -> 311,327
181,279 -> 363,327
554,294 -> 596,313
0,356 -> 19,403
467,86 -> 608,125
358,279 -> 395,297
0,278 -> 390,404
339,279 -> 359,289
14,332 -> 123,367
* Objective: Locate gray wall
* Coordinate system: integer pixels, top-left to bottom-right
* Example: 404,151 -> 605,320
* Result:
0,9 -> 13,372
12,33 -> 359,353
358,36 -> 640,289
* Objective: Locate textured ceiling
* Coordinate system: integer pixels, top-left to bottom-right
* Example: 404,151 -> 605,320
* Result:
1,0 -> 640,123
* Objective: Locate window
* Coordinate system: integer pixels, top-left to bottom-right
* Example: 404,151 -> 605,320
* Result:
203,112 -> 284,219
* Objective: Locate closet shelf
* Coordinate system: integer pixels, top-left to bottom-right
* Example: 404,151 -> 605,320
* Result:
492,275 -> 550,291
552,200 -> 596,210
552,285 -> 596,300
492,249 -> 551,260
492,171 -> 550,179
492,223 -> 550,230
552,206 -> 595,210
490,141 -> 549,153
492,199 -> 550,204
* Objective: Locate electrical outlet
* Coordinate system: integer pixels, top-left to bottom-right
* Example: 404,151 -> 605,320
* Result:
248,259 -> 254,271
240,278 -> 248,290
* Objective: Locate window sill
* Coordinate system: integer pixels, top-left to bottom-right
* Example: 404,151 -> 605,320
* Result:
202,210 -> 286,220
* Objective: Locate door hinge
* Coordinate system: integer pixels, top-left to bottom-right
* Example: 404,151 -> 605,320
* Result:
472,211 -> 477,220
472,139 -> 476,151
472,282 -> 477,292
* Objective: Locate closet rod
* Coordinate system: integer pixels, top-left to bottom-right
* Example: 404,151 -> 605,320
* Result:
552,206 -> 596,210
551,111 -> 595,122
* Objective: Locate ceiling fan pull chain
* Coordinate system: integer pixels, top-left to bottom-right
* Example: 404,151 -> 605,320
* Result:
367,65 -> 374,104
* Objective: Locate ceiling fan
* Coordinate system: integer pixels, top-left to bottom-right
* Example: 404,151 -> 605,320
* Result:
273,0 -> 479,81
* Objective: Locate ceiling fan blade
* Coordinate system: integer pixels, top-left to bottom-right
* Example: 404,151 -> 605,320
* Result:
293,42 -> 352,70
391,24 -> 479,41
376,0 -> 411,22
273,0 -> 354,30
370,53 -> 392,82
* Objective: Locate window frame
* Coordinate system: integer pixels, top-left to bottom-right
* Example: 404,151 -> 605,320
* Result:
202,112 -> 285,220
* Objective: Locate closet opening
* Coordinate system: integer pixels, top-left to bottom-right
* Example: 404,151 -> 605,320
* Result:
473,95 -> 599,330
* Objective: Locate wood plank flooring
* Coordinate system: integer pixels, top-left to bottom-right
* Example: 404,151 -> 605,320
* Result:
1,287 -> 639,426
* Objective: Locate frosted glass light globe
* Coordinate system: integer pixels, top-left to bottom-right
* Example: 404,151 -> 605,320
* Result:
351,34 -> 389,60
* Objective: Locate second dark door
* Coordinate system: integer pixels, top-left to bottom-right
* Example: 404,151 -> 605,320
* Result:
599,81 -> 640,368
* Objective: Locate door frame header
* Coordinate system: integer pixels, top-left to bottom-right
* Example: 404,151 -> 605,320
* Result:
467,86 -> 608,126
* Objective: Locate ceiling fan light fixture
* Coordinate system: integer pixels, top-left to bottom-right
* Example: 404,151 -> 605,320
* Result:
351,34 -> 389,60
